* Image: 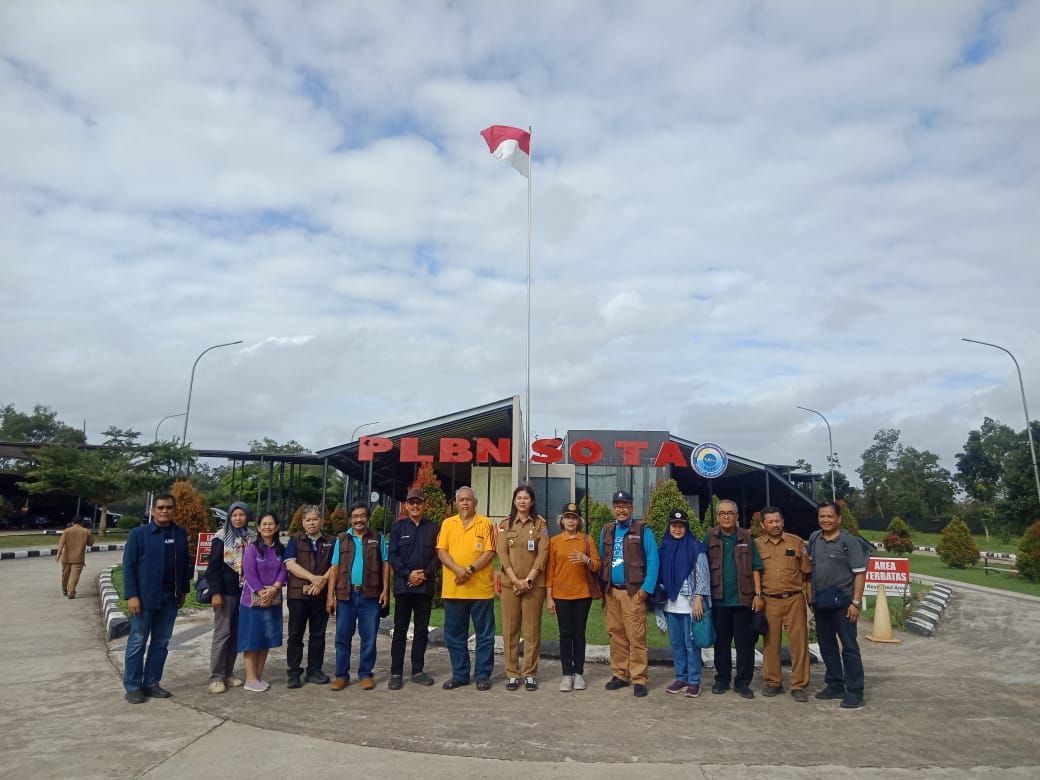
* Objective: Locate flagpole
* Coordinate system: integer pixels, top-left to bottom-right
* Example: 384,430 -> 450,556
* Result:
524,124 -> 533,483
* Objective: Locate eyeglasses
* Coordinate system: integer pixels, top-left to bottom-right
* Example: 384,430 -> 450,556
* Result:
406,499 -> 425,505
154,505 -> 175,512
717,511 -> 737,516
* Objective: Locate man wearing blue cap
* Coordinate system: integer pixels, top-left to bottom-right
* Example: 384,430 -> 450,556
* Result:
599,489 -> 659,697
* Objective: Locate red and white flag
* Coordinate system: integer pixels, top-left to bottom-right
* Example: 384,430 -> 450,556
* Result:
480,125 -> 530,178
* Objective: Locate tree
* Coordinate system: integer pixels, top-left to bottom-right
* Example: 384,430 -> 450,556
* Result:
857,429 -> 955,526
998,421 -> 1040,536
858,429 -> 901,522
580,497 -> 613,549
1016,521 -> 1040,583
0,404 -> 86,470
937,517 -> 980,569
838,499 -> 861,535
172,479 -> 211,560
327,504 -> 348,535
404,464 -> 449,524
882,517 -> 913,554
956,418 -> 1039,537
644,479 -> 701,542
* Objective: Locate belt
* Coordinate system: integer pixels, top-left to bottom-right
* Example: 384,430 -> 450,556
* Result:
764,591 -> 802,599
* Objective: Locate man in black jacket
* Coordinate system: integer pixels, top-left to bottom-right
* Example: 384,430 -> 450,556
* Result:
387,488 -> 440,689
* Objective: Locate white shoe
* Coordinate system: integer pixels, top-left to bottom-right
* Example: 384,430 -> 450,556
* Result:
225,676 -> 244,688
208,680 -> 226,694
573,673 -> 587,691
559,675 -> 574,692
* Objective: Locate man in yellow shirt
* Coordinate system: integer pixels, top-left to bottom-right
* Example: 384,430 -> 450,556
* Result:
437,486 -> 497,691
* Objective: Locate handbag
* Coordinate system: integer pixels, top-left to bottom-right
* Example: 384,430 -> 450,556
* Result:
248,583 -> 283,608
583,536 -> 603,600
692,608 -> 716,648
812,585 -> 849,611
194,575 -> 212,604
751,608 -> 769,636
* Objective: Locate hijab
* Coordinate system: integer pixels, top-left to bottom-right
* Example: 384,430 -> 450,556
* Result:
221,502 -> 255,573
659,522 -> 703,602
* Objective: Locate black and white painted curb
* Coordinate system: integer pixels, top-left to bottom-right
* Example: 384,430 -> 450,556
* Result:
98,565 -> 130,640
905,583 -> 953,637
0,543 -> 125,561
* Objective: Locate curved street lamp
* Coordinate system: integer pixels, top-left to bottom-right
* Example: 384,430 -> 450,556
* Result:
962,338 -> 1040,506
181,340 -> 243,446
798,406 -> 836,502
351,421 -> 381,441
154,413 -> 186,443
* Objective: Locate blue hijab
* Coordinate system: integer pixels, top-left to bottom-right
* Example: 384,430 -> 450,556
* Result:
659,525 -> 703,601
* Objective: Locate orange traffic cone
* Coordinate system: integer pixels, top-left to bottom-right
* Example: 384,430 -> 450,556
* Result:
867,583 -> 901,643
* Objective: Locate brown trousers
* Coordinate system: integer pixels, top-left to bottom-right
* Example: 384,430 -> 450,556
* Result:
500,585 -> 545,678
61,562 -> 84,596
604,587 -> 649,685
762,595 -> 810,690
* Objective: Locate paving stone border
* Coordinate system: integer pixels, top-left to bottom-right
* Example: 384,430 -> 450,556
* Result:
905,583 -> 953,637
98,565 -> 131,640
0,543 -> 125,561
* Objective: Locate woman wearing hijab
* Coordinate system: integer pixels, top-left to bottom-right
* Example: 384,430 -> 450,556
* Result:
205,502 -> 256,693
657,509 -> 711,698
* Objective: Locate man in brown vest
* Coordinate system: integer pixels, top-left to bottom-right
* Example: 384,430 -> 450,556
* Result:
705,499 -> 764,699
57,517 -> 94,598
755,506 -> 812,702
327,503 -> 389,691
284,505 -> 336,689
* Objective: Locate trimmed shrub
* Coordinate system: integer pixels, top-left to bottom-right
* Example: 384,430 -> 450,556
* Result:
1016,520 -> 1040,582
327,504 -> 348,535
403,463 -> 450,524
371,505 -> 390,533
750,511 -> 764,538
838,499 -> 861,535
645,479 -> 701,543
937,516 -> 980,569
172,480 -> 210,559
883,516 -> 913,554
581,497 -> 614,550
117,515 -> 142,531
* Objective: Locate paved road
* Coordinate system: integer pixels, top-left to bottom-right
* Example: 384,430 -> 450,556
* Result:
1,552 -> 1038,779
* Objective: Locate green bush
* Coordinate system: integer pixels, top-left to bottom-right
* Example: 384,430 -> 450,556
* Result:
883,516 -> 913,554
839,500 -> 861,535
645,479 -> 701,542
937,516 -> 980,569
371,505 -> 390,533
581,497 -> 614,550
1016,521 -> 1040,582
117,515 -> 142,531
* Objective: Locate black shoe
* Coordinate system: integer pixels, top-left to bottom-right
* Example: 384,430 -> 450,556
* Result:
762,684 -> 783,697
506,677 -> 521,691
633,684 -> 648,698
442,678 -> 470,690
840,694 -> 864,709
305,671 -> 330,685
125,689 -> 146,704
735,687 -> 755,700
791,689 -> 809,703
476,679 -> 492,691
604,676 -> 630,690
388,675 -> 403,690
524,677 -> 537,691
815,685 -> 845,700
411,672 -> 435,686
287,675 -> 303,690
143,685 -> 172,698
711,681 -> 731,694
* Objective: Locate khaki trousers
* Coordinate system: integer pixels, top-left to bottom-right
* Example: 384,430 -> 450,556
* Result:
604,587 -> 648,685
500,585 -> 545,678
62,562 -> 84,596
762,595 -> 810,690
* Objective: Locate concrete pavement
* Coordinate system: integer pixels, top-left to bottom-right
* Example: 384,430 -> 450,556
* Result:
1,551 -> 1038,779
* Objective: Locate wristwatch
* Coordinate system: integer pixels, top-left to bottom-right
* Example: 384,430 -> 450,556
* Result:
466,565 -> 475,575
754,592 -> 763,597
852,599 -> 862,608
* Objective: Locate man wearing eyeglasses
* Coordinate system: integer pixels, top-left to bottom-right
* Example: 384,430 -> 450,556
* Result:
705,499 -> 764,699
387,488 -> 440,690
121,494 -> 191,704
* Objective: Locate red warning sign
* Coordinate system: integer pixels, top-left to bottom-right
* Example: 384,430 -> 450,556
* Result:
864,557 -> 910,597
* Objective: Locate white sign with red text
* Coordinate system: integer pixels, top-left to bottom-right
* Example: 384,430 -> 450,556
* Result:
864,556 -> 911,598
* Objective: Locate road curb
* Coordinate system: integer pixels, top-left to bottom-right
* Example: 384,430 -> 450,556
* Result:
98,565 -> 130,640
905,582 -> 953,637
0,543 -> 125,562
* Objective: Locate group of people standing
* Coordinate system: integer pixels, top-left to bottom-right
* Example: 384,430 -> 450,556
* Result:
118,487 -> 868,710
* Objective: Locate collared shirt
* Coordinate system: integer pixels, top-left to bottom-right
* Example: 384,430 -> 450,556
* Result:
284,533 -> 324,565
714,529 -> 764,607
755,532 -> 811,594
436,514 -> 496,599
608,520 -> 660,594
811,531 -> 868,597
331,527 -> 388,586
389,517 -> 439,595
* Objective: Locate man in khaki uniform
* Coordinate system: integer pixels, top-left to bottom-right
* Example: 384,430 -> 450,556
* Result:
754,506 -> 813,702
57,518 -> 94,598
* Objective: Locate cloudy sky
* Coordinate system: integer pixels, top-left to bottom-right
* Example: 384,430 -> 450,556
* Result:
2,1 -> 1038,480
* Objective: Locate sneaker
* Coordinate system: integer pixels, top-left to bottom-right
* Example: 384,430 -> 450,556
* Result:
665,680 -> 686,695
762,684 -> 783,697
208,680 -> 227,694
388,675 -> 403,691
711,681 -> 730,694
735,686 -> 755,700
604,676 -> 630,690
791,689 -> 809,703
524,677 -> 538,691
633,684 -> 648,698
258,679 -> 270,691
411,672 -> 435,686
685,684 -> 701,698
840,694 -> 864,709
125,689 -> 146,704
573,674 -> 587,691
360,678 -> 376,690
815,685 -> 845,700
305,671 -> 331,685
506,678 -> 521,691
243,680 -> 267,692
559,675 -> 574,692
225,676 -> 244,688
287,675 -> 302,690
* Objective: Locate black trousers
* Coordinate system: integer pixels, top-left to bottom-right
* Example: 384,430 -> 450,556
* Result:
712,604 -> 755,689
555,597 -> 592,675
287,598 -> 329,677
390,592 -> 433,676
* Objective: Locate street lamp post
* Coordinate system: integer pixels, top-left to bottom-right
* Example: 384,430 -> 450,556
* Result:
154,413 -> 186,443
181,341 -> 243,446
962,338 -> 1040,506
798,406 -> 836,502
351,422 -> 381,507
351,421 -> 381,442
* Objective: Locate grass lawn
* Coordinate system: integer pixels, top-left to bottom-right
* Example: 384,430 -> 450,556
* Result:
905,552 -> 1040,596
110,565 -> 207,614
0,530 -> 128,549
861,529 -> 1020,555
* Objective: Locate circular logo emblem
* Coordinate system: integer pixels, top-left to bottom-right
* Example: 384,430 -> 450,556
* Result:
691,443 -> 728,479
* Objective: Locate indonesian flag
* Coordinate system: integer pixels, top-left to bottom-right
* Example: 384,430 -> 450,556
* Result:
480,125 -> 530,178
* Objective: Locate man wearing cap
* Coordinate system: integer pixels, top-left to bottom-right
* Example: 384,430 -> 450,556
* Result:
754,506 -> 812,702
705,499 -> 764,699
599,489 -> 659,697
387,488 -> 440,690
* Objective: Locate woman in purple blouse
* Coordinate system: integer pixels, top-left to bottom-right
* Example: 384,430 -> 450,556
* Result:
237,512 -> 287,692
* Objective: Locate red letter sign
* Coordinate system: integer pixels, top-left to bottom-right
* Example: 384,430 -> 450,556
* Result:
569,439 -> 604,465
439,438 -> 473,463
531,438 -> 563,464
399,437 -> 433,463
653,441 -> 687,468
359,436 -> 393,462
476,437 -> 511,464
615,440 -> 649,466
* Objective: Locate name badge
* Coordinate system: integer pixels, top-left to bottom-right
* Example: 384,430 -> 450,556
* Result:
527,539 -> 536,552
475,541 -> 484,552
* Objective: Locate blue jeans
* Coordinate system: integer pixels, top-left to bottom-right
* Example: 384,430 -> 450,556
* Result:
815,606 -> 864,697
124,591 -> 179,692
443,598 -> 495,683
666,611 -> 702,685
335,591 -> 380,680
